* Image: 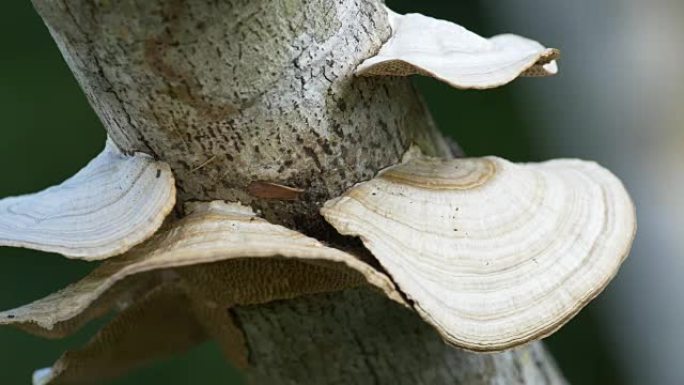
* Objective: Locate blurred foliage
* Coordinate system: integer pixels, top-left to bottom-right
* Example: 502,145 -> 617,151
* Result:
0,1 -> 622,384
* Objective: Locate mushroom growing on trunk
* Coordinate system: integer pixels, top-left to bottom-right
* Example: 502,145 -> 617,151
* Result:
1,1 -> 634,384
0,139 -> 176,260
322,152 -> 635,351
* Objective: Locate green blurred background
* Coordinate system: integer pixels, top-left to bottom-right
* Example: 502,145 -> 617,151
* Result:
3,0 -> 681,384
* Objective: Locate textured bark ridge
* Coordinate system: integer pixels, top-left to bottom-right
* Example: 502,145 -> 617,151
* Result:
30,0 -> 567,383
33,0 -> 450,237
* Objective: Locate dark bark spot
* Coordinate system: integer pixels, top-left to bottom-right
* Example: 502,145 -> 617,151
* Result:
336,98 -> 347,112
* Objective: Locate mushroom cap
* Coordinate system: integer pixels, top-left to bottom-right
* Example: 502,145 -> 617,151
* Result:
0,201 -> 401,335
0,140 -> 176,260
357,7 -> 559,89
322,155 -> 636,351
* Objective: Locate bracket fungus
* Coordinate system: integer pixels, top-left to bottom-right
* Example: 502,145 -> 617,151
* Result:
1,0 -> 636,383
0,139 -> 176,260
1,201 -> 402,383
322,154 -> 636,351
357,6 -> 559,89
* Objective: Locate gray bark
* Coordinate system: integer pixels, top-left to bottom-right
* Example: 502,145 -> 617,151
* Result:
235,288 -> 566,385
31,0 -> 567,383
32,0 -> 449,238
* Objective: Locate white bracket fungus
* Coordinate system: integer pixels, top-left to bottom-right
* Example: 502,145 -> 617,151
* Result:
357,6 -> 559,89
0,139 -> 176,260
322,154 -> 636,351
0,201 -> 407,384
0,201 -> 401,335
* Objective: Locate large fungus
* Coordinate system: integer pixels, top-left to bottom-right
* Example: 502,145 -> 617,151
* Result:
2,201 -> 402,384
322,153 -> 636,351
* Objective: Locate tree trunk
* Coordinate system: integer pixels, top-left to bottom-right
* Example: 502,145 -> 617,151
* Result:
234,288 -> 566,385
30,0 -> 567,383
32,0 -> 450,239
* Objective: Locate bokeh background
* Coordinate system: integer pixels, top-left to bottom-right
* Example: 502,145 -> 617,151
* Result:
1,1 -> 681,384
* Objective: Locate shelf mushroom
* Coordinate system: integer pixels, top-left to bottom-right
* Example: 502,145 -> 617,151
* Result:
0,139 -> 176,260
357,6 -> 559,89
322,153 -> 636,351
0,1 -> 636,382
1,201 -> 402,384
1,201 -> 400,334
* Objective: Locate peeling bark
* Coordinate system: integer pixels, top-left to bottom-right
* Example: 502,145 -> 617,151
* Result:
30,0 -> 567,383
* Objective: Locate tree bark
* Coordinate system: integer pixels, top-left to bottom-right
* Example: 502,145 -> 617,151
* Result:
32,0 -> 450,239
234,288 -> 566,385
30,0 -> 567,383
